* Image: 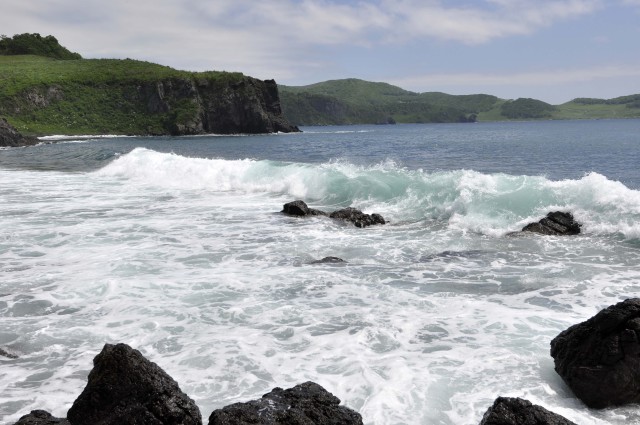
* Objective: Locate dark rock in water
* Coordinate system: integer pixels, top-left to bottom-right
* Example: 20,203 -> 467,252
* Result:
282,200 -> 327,217
208,381 -> 363,425
550,298 -> 640,408
12,410 -> 70,425
420,250 -> 485,262
67,343 -> 202,425
0,117 -> 39,147
282,201 -> 385,227
521,211 -> 581,236
0,347 -> 19,359
329,208 -> 386,228
310,256 -> 346,264
479,397 -> 576,425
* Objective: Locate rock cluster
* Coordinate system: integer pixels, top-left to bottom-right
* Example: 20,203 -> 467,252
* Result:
282,200 -> 385,228
209,381 -> 363,425
521,211 -> 581,236
0,117 -> 39,147
479,397 -> 576,425
12,343 -> 362,425
551,298 -> 640,408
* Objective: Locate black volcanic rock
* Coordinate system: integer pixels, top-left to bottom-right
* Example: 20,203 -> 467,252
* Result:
282,200 -> 385,228
1,347 -> 19,359
12,410 -> 70,425
282,200 -> 327,217
329,207 -> 386,228
67,343 -> 202,425
310,256 -> 346,264
0,117 -> 39,147
521,211 -> 581,236
550,298 -> 640,408
479,397 -> 576,425
208,381 -> 363,425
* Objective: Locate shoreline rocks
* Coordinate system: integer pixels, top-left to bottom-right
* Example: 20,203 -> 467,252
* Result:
550,298 -> 640,408
310,256 -> 347,264
0,117 -> 39,147
67,343 -> 202,425
13,410 -> 69,425
521,211 -> 581,236
209,381 -> 363,425
282,200 -> 386,228
479,397 -> 576,425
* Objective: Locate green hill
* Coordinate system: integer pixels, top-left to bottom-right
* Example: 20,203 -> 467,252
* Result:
0,33 -> 81,60
280,79 -> 640,125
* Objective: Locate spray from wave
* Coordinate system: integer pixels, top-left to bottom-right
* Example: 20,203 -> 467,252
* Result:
96,148 -> 640,239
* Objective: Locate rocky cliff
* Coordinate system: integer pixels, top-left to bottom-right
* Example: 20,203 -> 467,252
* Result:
0,56 -> 299,136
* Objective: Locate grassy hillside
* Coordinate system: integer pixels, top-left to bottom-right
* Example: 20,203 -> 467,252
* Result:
281,78 -> 640,125
280,79 -> 486,125
0,55 -> 244,135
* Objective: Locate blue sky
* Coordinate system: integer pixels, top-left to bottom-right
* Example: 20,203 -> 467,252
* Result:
2,0 -> 640,103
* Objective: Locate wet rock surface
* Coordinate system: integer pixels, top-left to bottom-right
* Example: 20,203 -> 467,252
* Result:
521,211 -> 581,236
282,200 -> 385,228
0,117 -> 39,147
208,381 -> 363,425
550,298 -> 640,408
67,343 -> 202,425
12,410 -> 70,425
309,256 -> 347,264
479,397 -> 576,425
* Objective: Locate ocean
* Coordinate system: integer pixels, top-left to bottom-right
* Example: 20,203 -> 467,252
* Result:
1,120 -> 639,424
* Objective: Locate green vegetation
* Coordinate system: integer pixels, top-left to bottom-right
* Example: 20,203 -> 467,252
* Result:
280,79 -> 489,125
499,98 -> 556,119
0,33 -> 82,60
281,78 -> 640,125
0,55 -> 244,135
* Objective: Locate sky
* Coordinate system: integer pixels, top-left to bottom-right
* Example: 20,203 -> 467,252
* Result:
2,0 -> 640,104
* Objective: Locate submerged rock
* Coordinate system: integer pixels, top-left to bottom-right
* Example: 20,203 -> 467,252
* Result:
0,347 -> 19,359
282,200 -> 385,228
550,298 -> 640,408
521,211 -> 581,236
310,256 -> 347,264
208,381 -> 363,425
0,117 -> 39,147
12,410 -> 70,425
67,343 -> 202,425
479,397 -> 576,425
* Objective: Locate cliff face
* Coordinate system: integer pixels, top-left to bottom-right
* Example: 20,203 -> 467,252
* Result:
136,76 -> 299,135
1,72 -> 299,136
0,117 -> 39,147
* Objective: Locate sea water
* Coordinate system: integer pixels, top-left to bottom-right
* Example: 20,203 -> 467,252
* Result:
1,120 -> 640,424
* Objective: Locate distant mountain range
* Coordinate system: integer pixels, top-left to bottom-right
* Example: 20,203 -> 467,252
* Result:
279,78 -> 640,125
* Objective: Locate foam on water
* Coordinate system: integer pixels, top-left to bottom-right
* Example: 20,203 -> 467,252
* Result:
2,148 -> 640,424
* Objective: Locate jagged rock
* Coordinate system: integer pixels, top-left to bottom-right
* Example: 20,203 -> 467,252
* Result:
208,381 -> 363,425
310,256 -> 346,264
281,201 -> 386,228
12,410 -> 70,425
521,212 -> 581,236
0,117 -> 39,147
479,397 -> 576,425
0,347 -> 19,359
67,343 -> 202,425
329,207 -> 386,228
282,200 -> 327,217
550,298 -> 640,408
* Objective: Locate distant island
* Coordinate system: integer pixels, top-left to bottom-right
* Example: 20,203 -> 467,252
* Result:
280,79 -> 640,125
0,33 -> 298,137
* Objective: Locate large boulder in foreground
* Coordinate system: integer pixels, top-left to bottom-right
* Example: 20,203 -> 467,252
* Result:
521,211 -> 581,236
12,410 -> 70,425
0,117 -> 39,147
67,343 -> 202,425
550,298 -> 640,408
208,381 -> 363,425
479,397 -> 576,425
282,200 -> 385,228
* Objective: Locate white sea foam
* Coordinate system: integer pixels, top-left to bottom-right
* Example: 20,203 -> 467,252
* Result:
2,149 -> 639,424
